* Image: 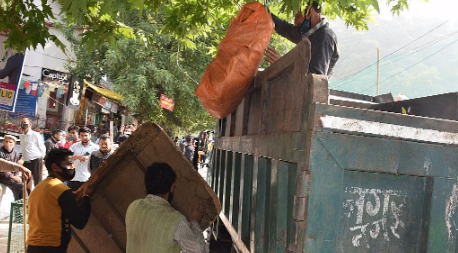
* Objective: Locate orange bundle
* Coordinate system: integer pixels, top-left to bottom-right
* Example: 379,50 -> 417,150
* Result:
195,2 -> 274,119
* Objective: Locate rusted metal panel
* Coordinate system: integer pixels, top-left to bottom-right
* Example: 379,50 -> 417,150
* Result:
370,92 -> 458,120
70,122 -> 221,252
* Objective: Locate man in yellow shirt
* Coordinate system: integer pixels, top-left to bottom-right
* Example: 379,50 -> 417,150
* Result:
27,148 -> 91,253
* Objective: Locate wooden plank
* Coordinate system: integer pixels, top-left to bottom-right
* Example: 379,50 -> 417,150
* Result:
253,157 -> 270,253
89,194 -> 126,251
246,85 -> 263,135
213,149 -> 220,193
267,159 -> 278,253
286,162 -> 298,251
67,231 -> 89,253
223,151 -> 233,216
70,214 -> 123,253
274,161 -> 290,253
234,98 -> 246,136
250,156 -> 259,252
229,152 -> 242,229
220,212 -> 250,253
217,134 -> 300,163
238,154 -> 254,247
218,150 -> 226,202
70,122 -> 221,252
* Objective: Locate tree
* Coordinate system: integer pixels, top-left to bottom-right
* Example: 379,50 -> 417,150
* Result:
64,11 -> 218,135
1,0 -> 423,51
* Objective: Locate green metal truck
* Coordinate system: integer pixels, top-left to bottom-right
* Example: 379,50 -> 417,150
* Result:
208,40 -> 458,253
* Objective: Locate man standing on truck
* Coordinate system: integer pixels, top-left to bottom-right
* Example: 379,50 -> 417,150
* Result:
27,148 -> 91,253
265,1 -> 339,79
125,162 -> 209,253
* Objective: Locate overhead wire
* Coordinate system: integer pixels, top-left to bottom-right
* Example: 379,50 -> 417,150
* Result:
358,37 -> 458,94
331,20 -> 450,89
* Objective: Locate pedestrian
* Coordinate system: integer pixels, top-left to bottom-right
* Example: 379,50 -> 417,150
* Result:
44,129 -> 64,158
179,136 -> 186,154
68,127 -> 98,191
89,134 -> 114,174
58,132 -> 67,148
27,148 -> 91,253
125,162 -> 209,253
184,135 -> 194,162
19,117 -> 46,191
0,135 -> 25,201
192,138 -> 199,170
64,126 -> 80,149
265,1 -> 339,79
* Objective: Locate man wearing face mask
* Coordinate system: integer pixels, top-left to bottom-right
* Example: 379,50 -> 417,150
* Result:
88,135 -> 114,174
27,148 -> 91,253
19,118 -> 46,191
64,126 -> 80,149
125,162 -> 208,253
68,127 -> 98,191
265,1 -> 339,79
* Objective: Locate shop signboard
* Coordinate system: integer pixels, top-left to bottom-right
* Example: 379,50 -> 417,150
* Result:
159,94 -> 175,111
0,82 -> 16,111
10,85 -> 37,117
92,93 -> 108,106
41,68 -> 70,86
111,103 -> 118,113
66,76 -> 83,110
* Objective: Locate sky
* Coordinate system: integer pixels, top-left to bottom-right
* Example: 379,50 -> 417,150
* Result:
327,0 -> 458,97
378,0 -> 458,20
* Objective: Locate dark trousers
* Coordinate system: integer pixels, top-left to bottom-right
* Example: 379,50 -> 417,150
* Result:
27,245 -> 67,253
0,178 -> 23,200
67,181 -> 84,192
24,158 -> 43,191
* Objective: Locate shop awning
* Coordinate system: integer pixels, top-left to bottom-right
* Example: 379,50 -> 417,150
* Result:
84,80 -> 124,101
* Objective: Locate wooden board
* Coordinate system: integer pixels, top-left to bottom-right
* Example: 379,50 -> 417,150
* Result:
69,122 -> 221,252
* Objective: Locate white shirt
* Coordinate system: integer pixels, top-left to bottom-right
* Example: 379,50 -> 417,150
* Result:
20,130 -> 46,161
69,141 -> 98,182
147,195 -> 210,253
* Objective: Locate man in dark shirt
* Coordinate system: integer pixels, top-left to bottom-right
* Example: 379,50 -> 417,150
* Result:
0,135 -> 23,200
27,148 -> 91,253
44,129 -> 64,158
0,52 -> 24,85
265,1 -> 339,79
89,134 -> 114,174
184,135 -> 194,162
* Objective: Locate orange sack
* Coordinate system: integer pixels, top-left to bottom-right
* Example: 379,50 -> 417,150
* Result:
195,2 -> 274,119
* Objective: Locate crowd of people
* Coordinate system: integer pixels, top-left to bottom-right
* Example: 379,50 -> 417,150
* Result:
173,133 -> 214,171
0,118 -> 138,202
0,118 -> 216,253
0,117 -> 144,252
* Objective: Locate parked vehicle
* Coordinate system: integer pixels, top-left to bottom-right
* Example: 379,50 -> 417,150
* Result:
208,40 -> 458,253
